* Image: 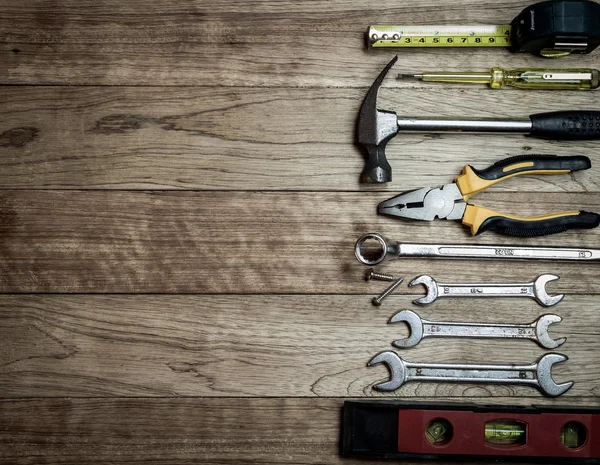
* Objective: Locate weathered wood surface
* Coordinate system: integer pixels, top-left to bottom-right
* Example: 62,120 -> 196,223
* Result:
1,86 -> 599,190
0,190 -> 599,293
2,0 -> 599,86
2,0 -> 600,462
0,295 -> 598,398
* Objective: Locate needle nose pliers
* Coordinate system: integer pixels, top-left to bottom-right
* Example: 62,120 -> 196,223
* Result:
378,155 -> 600,237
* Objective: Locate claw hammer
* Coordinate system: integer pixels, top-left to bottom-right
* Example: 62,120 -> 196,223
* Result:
357,56 -> 600,183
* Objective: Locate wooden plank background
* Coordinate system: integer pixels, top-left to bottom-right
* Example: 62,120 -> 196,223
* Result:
1,0 -> 599,463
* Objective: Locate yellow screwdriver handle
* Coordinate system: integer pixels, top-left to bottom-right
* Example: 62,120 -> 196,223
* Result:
414,68 -> 599,90
491,67 -> 599,90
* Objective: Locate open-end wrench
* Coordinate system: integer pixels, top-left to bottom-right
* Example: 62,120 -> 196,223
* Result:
354,233 -> 600,266
367,351 -> 573,397
409,274 -> 564,307
390,310 -> 566,349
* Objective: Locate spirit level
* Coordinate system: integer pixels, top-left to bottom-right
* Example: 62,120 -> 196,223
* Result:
368,0 -> 600,57
342,401 -> 600,462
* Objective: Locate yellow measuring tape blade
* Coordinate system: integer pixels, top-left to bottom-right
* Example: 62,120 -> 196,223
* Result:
368,25 -> 512,48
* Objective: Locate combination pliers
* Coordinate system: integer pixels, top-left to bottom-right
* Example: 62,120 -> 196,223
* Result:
378,155 -> 600,237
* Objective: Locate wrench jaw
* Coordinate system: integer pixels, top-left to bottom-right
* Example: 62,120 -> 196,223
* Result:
535,314 -> 567,349
390,310 -> 424,348
367,351 -> 406,392
536,353 -> 574,397
533,274 -> 564,307
409,275 -> 438,305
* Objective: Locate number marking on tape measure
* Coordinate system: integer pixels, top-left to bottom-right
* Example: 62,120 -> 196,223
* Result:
368,25 -> 512,48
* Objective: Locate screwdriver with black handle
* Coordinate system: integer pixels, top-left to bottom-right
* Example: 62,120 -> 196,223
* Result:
398,67 -> 600,90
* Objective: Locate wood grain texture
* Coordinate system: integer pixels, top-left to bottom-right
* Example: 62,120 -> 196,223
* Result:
2,0 -> 600,462
0,295 -> 598,397
0,190 -> 599,293
2,0 -> 599,86
1,86 -> 599,190
8,397 -> 595,465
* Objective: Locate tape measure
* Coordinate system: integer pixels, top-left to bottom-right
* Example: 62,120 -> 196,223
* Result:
368,0 -> 600,57
368,25 -> 512,48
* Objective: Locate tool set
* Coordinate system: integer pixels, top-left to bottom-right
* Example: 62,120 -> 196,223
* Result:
358,56 -> 600,184
344,0 -> 599,460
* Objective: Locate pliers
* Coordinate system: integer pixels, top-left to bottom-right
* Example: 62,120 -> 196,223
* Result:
378,155 -> 600,237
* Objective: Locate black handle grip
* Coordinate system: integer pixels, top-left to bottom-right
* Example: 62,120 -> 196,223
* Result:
472,154 -> 591,181
478,211 -> 600,237
530,111 -> 600,140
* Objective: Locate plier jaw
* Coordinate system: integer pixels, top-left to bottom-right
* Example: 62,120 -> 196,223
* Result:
378,183 -> 466,221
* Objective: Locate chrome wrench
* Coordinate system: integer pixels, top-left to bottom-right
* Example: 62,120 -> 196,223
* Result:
354,233 -> 600,266
390,310 -> 566,349
368,351 -> 573,397
409,274 -> 564,307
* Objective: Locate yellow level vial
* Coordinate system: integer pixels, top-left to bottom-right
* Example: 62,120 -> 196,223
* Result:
368,25 -> 511,48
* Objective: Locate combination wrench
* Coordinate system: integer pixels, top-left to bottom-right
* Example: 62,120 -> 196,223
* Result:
409,273 -> 564,307
355,233 -> 600,266
368,351 -> 573,397
390,310 -> 566,349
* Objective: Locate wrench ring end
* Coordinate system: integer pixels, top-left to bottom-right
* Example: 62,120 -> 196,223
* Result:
355,233 -> 387,266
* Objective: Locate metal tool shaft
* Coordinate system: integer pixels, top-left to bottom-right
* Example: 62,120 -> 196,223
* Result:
421,321 -> 537,340
437,283 -> 535,297
403,359 -> 539,385
397,117 -> 532,133
398,243 -> 598,260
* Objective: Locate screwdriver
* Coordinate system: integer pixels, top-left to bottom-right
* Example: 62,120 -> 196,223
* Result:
398,67 -> 600,90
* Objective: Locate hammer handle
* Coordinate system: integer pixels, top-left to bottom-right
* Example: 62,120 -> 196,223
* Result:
530,111 -> 600,139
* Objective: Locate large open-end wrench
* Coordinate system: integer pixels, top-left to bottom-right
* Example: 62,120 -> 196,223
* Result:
367,351 -> 573,397
390,310 -> 566,349
409,274 -> 564,307
355,233 -> 600,266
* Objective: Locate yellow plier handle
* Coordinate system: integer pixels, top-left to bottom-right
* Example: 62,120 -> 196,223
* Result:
455,155 -> 600,236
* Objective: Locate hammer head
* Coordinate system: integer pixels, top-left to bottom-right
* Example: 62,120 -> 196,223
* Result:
357,56 -> 399,183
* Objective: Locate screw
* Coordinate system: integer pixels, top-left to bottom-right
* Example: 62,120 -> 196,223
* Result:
372,277 -> 404,306
366,268 -> 395,282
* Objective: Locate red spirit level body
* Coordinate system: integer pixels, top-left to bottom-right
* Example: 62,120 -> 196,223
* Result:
342,401 -> 600,462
